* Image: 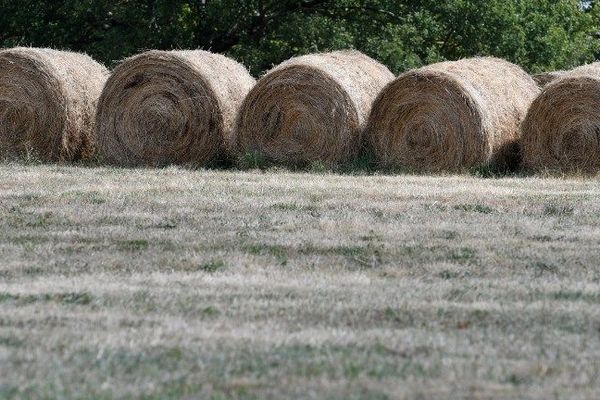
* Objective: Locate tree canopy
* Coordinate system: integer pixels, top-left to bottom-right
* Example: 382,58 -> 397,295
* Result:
0,0 -> 598,75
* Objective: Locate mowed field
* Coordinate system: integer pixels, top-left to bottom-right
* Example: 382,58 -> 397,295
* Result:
1,164 -> 600,399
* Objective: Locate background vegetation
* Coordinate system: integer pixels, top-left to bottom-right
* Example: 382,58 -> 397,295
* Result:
0,0 -> 599,75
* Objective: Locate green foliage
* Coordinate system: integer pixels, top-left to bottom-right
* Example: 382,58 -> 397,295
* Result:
0,1 -> 598,74
199,259 -> 227,273
237,151 -> 271,170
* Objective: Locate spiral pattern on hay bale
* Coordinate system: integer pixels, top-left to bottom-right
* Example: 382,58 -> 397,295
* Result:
522,63 -> 600,173
96,50 -> 255,167
366,57 -> 540,172
0,47 -> 108,161
231,50 -> 394,167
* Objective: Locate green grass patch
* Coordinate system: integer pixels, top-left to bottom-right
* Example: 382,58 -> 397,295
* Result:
9,234 -> 51,246
155,219 -> 178,229
62,190 -> 107,205
550,290 -> 600,303
543,203 -> 575,217
528,261 -> 558,276
118,239 -> 150,251
449,247 -> 477,264
437,270 -> 470,280
199,259 -> 227,273
245,244 -> 288,265
24,211 -> 55,228
0,291 -> 94,306
453,204 -> 495,214
0,335 -> 24,347
270,202 -> 318,212
238,152 -> 271,170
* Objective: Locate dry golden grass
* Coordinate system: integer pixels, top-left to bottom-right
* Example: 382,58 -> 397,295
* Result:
1,164 -> 600,399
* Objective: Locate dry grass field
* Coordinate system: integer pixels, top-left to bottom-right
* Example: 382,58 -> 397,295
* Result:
1,163 -> 600,399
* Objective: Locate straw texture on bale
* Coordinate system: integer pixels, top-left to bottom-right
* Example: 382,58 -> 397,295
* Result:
231,50 -> 394,167
96,50 -> 255,167
365,57 -> 540,172
0,47 -> 108,161
522,62 -> 600,173
533,71 -> 566,88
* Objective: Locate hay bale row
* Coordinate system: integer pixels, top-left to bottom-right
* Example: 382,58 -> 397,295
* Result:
522,63 -> 600,173
1,47 -> 599,174
0,47 -> 108,161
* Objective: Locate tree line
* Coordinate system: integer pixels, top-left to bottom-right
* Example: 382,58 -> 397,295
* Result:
0,0 -> 598,75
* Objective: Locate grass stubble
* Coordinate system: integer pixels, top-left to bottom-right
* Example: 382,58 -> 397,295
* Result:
0,163 -> 599,399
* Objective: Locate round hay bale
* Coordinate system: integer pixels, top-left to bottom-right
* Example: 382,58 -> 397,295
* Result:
533,71 -> 566,88
231,50 -> 394,167
365,57 -> 540,172
0,47 -> 108,161
522,62 -> 600,173
96,50 -> 255,167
